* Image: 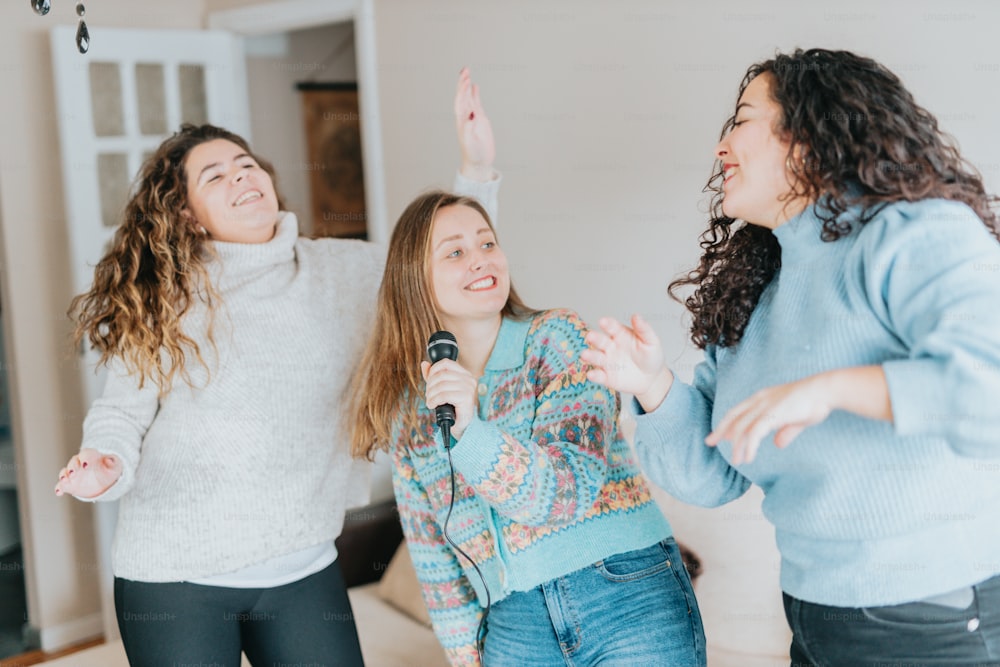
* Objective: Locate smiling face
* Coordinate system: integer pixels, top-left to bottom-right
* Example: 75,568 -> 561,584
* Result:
715,74 -> 808,229
183,139 -> 280,243
427,204 -> 510,332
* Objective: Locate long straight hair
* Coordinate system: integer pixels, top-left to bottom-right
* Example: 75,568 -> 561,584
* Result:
349,191 -> 534,460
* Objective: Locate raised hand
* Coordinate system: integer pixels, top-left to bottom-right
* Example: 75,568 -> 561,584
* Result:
454,66 -> 496,181
421,358 -> 478,440
55,448 -> 122,499
581,314 -> 674,412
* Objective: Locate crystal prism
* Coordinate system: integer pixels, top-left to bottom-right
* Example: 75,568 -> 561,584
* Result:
31,0 -> 51,16
76,20 -> 90,54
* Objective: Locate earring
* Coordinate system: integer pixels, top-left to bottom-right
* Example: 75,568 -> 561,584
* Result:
197,225 -> 208,236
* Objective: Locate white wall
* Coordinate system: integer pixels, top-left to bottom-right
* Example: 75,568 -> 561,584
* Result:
1,0 -> 998,655
372,0 -> 1000,659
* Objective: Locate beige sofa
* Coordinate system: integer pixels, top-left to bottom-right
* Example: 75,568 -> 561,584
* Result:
349,554 -> 448,667
337,499 -> 449,666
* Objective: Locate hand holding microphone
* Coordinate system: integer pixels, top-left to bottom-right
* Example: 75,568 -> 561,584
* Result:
424,332 -> 476,443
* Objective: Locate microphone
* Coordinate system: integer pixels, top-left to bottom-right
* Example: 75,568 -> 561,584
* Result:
426,331 -> 459,432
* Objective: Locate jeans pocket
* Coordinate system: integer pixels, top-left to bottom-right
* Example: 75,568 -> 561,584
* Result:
595,541 -> 672,583
861,596 -> 976,631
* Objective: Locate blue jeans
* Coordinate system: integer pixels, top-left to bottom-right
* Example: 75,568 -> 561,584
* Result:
783,573 -> 1000,666
482,537 -> 706,666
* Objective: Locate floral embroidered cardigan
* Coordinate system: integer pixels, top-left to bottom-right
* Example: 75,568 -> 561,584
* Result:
390,309 -> 671,665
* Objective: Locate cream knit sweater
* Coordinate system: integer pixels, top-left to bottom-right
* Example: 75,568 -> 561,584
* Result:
82,212 -> 383,582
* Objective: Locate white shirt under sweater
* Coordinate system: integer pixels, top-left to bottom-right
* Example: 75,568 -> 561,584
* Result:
82,212 -> 384,583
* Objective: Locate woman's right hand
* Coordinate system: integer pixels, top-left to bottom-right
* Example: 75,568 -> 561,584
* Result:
582,314 -> 674,412
54,449 -> 122,499
422,358 -> 478,441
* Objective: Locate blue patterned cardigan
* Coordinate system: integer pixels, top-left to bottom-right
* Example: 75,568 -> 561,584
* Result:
390,308 -> 671,665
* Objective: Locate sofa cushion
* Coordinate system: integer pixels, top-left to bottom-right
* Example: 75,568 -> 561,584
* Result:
335,499 -> 404,588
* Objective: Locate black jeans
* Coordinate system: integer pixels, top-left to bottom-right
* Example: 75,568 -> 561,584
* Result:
115,559 -> 364,667
783,573 -> 1000,667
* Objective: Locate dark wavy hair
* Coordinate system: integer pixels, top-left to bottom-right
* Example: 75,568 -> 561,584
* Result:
669,48 -> 1000,349
69,124 -> 286,393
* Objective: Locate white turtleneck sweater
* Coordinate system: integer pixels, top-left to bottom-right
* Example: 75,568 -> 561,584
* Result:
81,174 -> 499,583
81,212 -> 384,582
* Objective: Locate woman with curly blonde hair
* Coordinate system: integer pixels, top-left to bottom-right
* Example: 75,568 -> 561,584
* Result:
70,124 -> 284,394
54,68 -> 500,666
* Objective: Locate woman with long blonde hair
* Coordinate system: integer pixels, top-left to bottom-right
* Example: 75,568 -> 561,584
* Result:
349,185 -> 705,666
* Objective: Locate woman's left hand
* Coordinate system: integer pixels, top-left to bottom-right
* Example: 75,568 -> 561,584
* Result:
706,374 -> 835,465
707,366 -> 891,465
422,359 -> 478,441
454,66 -> 496,182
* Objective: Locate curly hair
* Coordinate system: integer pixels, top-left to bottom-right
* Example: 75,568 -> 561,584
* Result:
670,48 -> 1000,349
68,124 -> 286,393
349,191 -> 536,460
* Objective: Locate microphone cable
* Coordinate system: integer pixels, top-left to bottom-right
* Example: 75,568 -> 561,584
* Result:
439,420 -> 492,666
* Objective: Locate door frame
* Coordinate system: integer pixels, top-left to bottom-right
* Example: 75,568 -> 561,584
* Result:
208,0 -> 389,245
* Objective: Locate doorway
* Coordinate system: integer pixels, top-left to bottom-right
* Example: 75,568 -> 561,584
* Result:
209,0 -> 388,245
242,22 -> 363,239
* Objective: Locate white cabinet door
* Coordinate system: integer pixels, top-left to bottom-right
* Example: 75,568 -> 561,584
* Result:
49,25 -> 251,641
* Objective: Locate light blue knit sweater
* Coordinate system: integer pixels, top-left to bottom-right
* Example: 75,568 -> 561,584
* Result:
636,198 -> 1000,607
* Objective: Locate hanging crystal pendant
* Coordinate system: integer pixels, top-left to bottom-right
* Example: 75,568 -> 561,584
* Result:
76,19 -> 90,54
31,0 -> 51,16
75,1 -> 89,53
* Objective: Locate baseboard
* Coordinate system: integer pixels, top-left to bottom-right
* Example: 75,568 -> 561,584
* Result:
25,612 -> 104,652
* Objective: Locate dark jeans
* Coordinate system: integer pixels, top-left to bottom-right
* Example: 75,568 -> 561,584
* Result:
783,573 -> 1000,667
115,559 -> 364,667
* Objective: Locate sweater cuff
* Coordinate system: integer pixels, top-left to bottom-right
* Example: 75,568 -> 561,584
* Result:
633,374 -> 691,425
454,169 -> 501,189
72,452 -> 128,503
453,171 -> 501,223
72,482 -> 119,503
632,375 -> 716,461
882,357 -> 948,438
447,417 -> 502,480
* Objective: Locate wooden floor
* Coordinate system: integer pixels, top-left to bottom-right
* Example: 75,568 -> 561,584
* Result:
0,638 -> 104,667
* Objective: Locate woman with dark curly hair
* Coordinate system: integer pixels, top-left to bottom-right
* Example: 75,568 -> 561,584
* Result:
51,69 -> 501,666
583,48 -> 1000,665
